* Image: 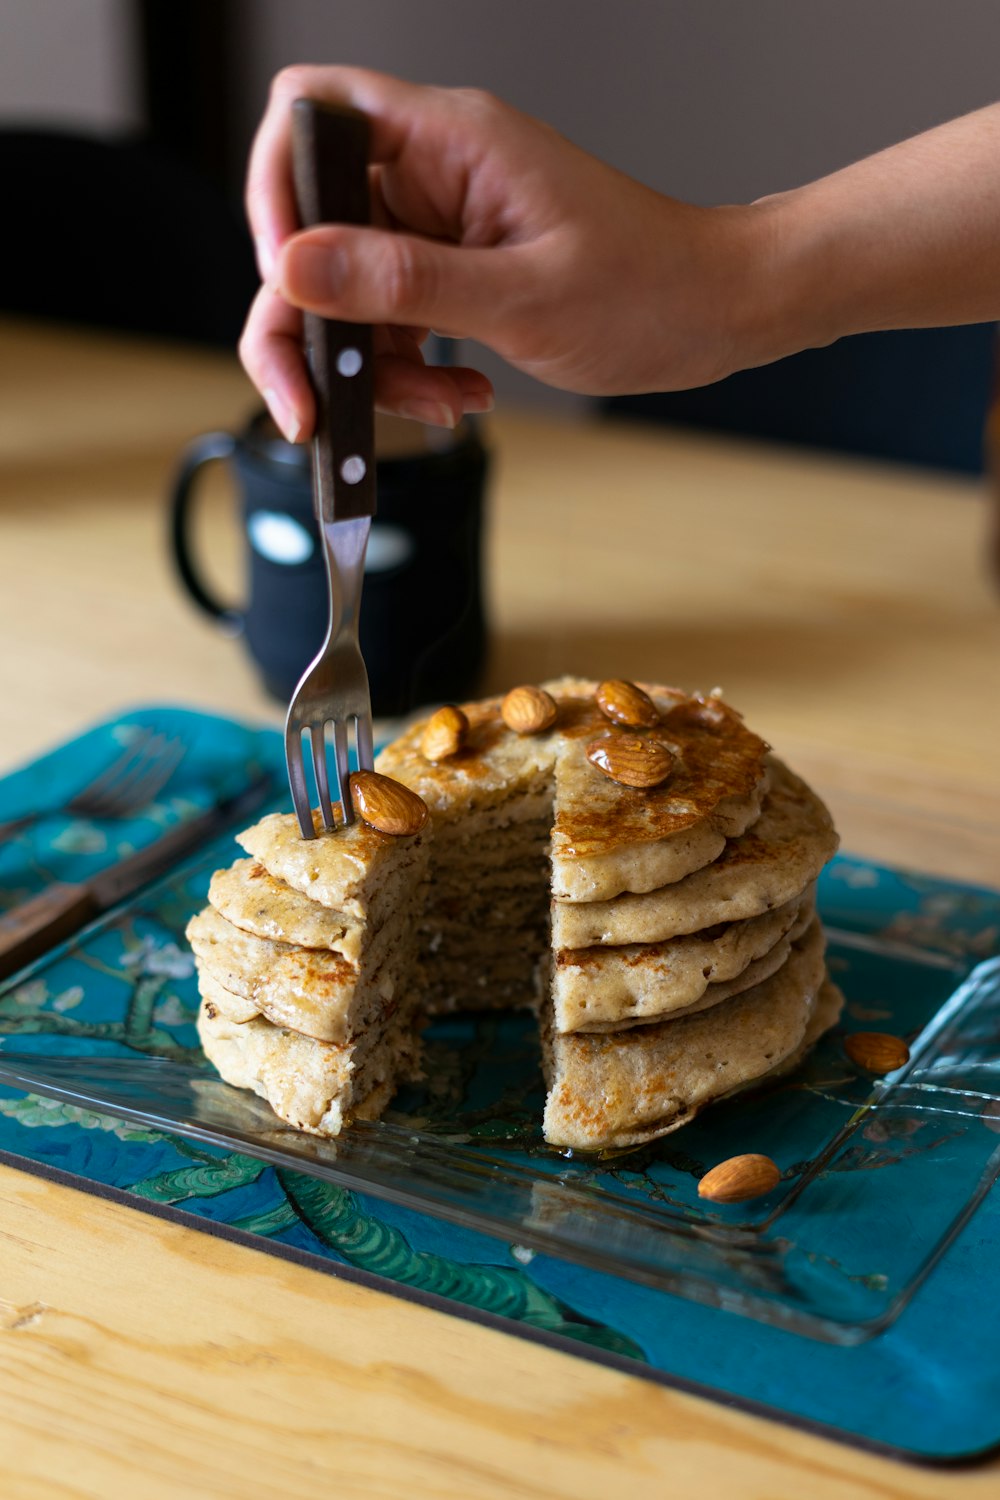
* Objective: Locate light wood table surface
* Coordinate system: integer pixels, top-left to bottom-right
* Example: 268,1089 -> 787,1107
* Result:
0,318 -> 998,1498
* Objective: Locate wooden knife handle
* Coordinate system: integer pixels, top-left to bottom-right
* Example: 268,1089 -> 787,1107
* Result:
290,98 -> 376,526
0,883 -> 97,979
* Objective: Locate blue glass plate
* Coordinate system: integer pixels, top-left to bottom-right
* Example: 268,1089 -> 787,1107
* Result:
0,709 -> 998,1348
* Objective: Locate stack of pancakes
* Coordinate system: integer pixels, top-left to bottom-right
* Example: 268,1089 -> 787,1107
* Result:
189,677 -> 842,1150
187,813 -> 428,1135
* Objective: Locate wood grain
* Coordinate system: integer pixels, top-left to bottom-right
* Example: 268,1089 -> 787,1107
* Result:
2,1166 -> 996,1500
1,317 -> 998,1497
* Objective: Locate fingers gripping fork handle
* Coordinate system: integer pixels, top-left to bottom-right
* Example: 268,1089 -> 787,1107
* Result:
285,99 -> 377,839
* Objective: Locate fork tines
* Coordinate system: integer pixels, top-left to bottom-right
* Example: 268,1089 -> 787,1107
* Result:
286,712 -> 374,839
70,732 -> 186,820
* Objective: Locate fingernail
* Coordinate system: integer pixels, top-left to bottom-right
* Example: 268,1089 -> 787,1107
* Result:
263,386 -> 303,444
398,400 -> 458,429
288,243 -> 345,301
462,391 -> 495,414
255,235 -> 277,285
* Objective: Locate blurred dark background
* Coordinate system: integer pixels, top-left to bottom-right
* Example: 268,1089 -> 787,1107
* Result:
2,0 -> 998,471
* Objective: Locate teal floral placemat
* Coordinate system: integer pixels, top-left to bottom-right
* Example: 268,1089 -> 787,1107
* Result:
1,707 -> 999,1462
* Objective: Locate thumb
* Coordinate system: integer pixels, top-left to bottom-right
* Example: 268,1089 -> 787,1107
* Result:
277,225 -> 519,341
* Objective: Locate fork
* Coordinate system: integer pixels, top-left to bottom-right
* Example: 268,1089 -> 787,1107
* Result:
284,99 -> 377,839
0,730 -> 186,847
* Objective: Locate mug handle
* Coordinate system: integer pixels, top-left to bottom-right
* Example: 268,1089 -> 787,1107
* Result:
168,431 -> 244,633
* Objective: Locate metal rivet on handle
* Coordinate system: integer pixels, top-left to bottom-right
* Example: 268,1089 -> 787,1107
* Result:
336,347 -> 363,377
340,455 -> 366,485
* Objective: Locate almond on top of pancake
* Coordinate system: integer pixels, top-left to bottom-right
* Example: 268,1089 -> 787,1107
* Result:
378,677 -> 771,901
237,804 -> 428,919
551,759 -> 838,949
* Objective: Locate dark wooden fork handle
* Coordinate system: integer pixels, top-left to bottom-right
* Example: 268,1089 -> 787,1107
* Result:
291,98 -> 377,526
0,883 -> 97,979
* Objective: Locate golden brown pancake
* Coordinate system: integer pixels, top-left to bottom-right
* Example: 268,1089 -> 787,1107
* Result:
553,889 -> 815,1033
192,677 -> 839,1146
551,759 -> 837,949
542,921 -> 839,1151
378,676 -> 770,901
209,858 -> 365,958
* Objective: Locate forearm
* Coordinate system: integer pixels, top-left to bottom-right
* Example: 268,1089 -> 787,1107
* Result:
242,70 -> 1000,433
754,103 -> 1000,363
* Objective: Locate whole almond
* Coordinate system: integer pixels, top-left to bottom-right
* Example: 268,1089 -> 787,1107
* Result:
349,771 -> 429,836
502,685 -> 557,735
596,679 -> 659,729
420,705 -> 469,762
586,733 -> 675,789
844,1032 -> 910,1074
698,1153 -> 781,1205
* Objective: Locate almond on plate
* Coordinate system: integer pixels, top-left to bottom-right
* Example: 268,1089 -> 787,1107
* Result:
698,1153 -> 781,1204
844,1032 -> 910,1074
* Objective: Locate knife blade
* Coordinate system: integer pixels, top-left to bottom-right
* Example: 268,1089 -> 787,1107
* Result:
0,773 -> 275,979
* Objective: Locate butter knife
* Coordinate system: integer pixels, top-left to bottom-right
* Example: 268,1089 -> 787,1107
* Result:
0,773 -> 274,979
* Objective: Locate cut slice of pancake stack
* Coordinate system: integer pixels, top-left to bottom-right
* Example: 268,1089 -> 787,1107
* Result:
190,677 -> 843,1150
188,811 -> 429,1135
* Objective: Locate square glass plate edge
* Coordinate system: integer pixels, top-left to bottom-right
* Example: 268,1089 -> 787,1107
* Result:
1,827 -> 998,1346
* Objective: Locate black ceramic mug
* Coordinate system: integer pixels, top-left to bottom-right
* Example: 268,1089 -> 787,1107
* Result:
169,411 -> 490,716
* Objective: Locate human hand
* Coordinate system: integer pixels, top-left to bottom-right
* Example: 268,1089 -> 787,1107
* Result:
240,65 -> 775,441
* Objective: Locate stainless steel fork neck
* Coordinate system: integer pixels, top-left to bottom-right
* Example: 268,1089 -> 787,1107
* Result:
320,516 -> 370,643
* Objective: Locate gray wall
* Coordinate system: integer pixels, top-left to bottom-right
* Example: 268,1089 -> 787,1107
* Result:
5,1 -> 1000,405
1,0 -> 137,131
238,0 -> 1000,201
